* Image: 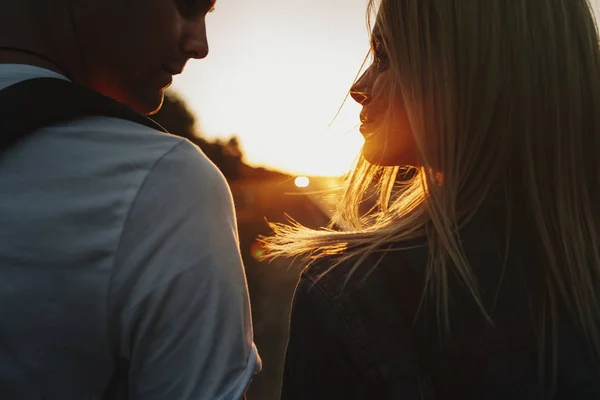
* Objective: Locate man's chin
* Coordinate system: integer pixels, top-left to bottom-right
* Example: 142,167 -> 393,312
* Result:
130,90 -> 166,116
88,78 -> 166,116
144,97 -> 165,116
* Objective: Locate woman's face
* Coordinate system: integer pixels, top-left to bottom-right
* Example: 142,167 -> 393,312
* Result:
350,31 -> 418,166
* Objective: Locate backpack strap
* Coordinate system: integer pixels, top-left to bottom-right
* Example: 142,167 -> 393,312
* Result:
0,77 -> 168,154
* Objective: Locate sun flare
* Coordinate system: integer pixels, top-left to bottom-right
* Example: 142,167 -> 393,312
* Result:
294,176 -> 310,188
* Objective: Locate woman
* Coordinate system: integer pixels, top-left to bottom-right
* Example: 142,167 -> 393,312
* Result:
265,0 -> 600,398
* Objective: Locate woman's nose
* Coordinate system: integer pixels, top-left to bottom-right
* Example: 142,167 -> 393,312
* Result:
350,89 -> 369,105
350,71 -> 371,105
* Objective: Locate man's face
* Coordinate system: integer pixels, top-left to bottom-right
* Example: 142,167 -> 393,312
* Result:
74,0 -> 214,114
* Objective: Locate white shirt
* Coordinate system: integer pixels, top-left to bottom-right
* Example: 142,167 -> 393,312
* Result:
0,64 -> 260,399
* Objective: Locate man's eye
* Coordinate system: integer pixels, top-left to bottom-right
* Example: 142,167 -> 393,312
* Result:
177,0 -> 214,18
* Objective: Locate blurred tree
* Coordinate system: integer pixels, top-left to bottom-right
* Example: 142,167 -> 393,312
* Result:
152,91 -> 197,140
151,90 -> 244,180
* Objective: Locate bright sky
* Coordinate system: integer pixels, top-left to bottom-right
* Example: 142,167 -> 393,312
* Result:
171,0 -> 371,177
172,0 -> 600,177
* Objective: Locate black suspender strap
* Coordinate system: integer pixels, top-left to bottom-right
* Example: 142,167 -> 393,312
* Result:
0,77 -> 167,154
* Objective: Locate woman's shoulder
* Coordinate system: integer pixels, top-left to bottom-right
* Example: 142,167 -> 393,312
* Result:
295,212 -> 532,361
295,244 -> 431,383
300,241 -> 428,304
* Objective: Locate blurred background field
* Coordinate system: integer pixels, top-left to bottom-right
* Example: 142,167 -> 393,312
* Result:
152,93 -> 341,400
232,177 -> 337,400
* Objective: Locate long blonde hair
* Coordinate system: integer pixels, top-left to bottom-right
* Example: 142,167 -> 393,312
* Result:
265,0 -> 600,377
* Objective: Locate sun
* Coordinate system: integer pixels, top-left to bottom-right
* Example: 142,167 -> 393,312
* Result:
294,176 -> 310,188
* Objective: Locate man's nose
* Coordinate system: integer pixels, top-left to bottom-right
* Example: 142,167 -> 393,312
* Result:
183,20 -> 209,59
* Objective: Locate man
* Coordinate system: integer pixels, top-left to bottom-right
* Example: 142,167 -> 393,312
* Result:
0,0 -> 260,398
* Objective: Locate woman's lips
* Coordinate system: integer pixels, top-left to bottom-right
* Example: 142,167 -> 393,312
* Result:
359,110 -> 379,136
360,110 -> 379,124
359,121 -> 378,137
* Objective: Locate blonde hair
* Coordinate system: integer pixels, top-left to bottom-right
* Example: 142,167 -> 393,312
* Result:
265,0 -> 600,380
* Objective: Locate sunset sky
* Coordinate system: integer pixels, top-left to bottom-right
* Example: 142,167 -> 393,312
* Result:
172,0 -> 600,177
171,0 -> 370,177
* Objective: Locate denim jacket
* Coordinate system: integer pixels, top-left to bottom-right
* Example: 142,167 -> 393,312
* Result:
281,210 -> 600,399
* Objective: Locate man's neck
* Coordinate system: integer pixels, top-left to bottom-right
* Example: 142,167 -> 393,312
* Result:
0,49 -> 69,78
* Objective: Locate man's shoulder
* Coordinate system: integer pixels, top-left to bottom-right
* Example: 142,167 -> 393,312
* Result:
146,132 -> 231,198
112,122 -> 234,229
11,114 -> 229,216
54,115 -> 223,183
63,115 -> 183,153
